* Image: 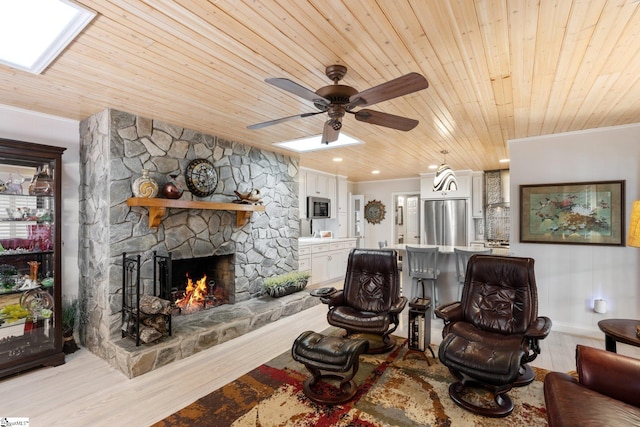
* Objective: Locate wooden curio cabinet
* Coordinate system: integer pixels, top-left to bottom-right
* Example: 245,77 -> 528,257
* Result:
0,139 -> 65,378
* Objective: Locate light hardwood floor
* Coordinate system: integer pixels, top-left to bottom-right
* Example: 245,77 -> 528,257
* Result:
1,297 -> 639,426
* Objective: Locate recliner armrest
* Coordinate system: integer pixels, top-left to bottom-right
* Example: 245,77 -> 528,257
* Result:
525,316 -> 552,339
434,301 -> 462,322
576,344 -> 640,408
320,290 -> 345,307
389,296 -> 407,313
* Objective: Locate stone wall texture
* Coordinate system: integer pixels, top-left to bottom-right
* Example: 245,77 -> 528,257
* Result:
78,109 -> 302,372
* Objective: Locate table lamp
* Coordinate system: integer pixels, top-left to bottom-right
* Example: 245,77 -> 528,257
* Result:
627,200 -> 640,337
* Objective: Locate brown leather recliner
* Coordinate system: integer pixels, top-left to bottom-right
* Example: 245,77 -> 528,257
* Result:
544,345 -> 640,426
320,248 -> 407,353
435,254 -> 552,417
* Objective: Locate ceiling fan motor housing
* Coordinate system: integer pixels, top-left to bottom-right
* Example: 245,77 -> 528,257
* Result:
315,85 -> 358,106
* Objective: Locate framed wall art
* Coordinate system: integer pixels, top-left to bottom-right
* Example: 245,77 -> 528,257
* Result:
520,180 -> 625,246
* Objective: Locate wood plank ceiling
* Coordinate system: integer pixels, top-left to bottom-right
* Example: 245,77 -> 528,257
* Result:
2,0 -> 640,182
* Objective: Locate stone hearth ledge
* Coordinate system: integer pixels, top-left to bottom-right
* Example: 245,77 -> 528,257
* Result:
111,291 -> 320,378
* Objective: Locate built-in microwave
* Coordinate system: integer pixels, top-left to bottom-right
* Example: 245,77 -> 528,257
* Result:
307,196 -> 331,219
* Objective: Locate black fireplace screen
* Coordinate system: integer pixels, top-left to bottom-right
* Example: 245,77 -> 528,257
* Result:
153,251 -> 232,314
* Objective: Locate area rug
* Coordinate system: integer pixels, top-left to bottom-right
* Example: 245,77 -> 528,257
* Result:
153,337 -> 548,426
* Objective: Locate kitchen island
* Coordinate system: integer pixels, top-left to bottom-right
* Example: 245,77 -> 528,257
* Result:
389,244 -> 511,307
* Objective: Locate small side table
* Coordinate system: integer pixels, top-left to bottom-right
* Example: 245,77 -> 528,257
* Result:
597,319 -> 640,352
309,287 -> 337,298
404,297 -> 436,364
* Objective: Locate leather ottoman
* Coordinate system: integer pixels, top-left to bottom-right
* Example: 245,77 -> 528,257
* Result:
292,330 -> 369,404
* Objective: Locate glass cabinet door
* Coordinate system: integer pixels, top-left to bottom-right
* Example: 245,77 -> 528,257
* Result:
0,140 -> 64,377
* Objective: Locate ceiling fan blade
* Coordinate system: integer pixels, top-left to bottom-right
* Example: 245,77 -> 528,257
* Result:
354,109 -> 419,131
321,119 -> 341,144
247,111 -> 323,130
266,77 -> 330,108
348,72 -> 428,108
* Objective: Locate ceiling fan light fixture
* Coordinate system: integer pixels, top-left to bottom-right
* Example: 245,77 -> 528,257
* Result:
433,150 -> 458,192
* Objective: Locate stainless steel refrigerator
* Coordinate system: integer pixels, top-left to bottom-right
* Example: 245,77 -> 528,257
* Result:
422,199 -> 467,246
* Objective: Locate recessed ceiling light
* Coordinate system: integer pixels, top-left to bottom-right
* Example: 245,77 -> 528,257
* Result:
0,0 -> 95,74
273,133 -> 363,153
333,157 -> 343,162
428,164 -> 438,170
371,170 -> 380,174
499,158 -> 510,163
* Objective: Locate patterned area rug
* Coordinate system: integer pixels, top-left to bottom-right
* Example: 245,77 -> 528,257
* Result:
153,337 -> 548,426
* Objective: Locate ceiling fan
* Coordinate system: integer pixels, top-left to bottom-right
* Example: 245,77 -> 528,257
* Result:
247,65 -> 429,144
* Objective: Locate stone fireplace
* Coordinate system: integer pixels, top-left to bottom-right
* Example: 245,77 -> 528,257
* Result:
78,109 -> 315,378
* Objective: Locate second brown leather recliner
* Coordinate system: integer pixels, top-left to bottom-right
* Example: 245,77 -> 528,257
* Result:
436,254 -> 552,417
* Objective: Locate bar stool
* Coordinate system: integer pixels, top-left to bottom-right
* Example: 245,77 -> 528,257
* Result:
453,248 -> 492,300
405,246 -> 439,315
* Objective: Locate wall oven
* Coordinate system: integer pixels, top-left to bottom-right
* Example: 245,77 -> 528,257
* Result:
307,196 -> 331,219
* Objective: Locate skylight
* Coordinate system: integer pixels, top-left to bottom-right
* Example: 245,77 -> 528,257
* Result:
0,0 -> 95,74
273,133 -> 363,153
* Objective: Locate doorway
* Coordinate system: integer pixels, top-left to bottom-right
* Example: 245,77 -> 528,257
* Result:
392,192 -> 420,245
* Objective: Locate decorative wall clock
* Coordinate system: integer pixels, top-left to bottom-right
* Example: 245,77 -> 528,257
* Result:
364,199 -> 386,224
184,158 -> 217,197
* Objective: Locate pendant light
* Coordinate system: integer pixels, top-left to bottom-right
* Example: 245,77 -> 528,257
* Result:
433,150 -> 458,192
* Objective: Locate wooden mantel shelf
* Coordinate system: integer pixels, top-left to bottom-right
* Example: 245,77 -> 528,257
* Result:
127,197 -> 266,228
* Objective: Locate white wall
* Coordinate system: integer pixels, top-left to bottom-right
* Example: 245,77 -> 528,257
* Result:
353,177 -> 420,249
509,123 -> 640,336
0,104 -> 80,298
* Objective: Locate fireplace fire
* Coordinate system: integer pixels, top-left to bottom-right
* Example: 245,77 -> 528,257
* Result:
154,252 -> 234,315
174,273 -> 225,314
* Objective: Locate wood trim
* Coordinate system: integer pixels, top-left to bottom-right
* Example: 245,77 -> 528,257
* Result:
126,197 -> 265,228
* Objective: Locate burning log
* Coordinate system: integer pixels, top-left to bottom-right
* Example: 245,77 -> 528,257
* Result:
175,274 -> 217,313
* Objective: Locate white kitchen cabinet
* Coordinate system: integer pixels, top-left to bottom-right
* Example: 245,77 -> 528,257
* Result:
471,172 -> 484,218
420,170 -> 472,199
304,170 -> 337,217
338,212 -> 348,238
303,238 -> 357,285
337,176 -> 348,213
299,245 -> 311,273
306,172 -> 335,198
327,175 -> 337,217
311,243 -> 332,284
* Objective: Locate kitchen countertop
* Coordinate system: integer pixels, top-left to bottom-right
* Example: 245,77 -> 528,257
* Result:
298,237 -> 357,245
389,243 -> 510,257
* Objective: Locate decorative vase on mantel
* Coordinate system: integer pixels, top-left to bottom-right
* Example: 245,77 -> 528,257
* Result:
162,174 -> 183,199
132,169 -> 159,198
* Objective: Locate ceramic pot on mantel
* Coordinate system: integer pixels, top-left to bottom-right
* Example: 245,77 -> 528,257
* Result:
162,174 -> 183,199
132,169 -> 159,198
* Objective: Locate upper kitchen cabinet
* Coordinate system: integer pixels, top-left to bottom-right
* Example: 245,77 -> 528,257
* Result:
306,171 -> 336,200
0,139 -> 66,379
420,170 -> 473,200
301,168 -> 337,217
